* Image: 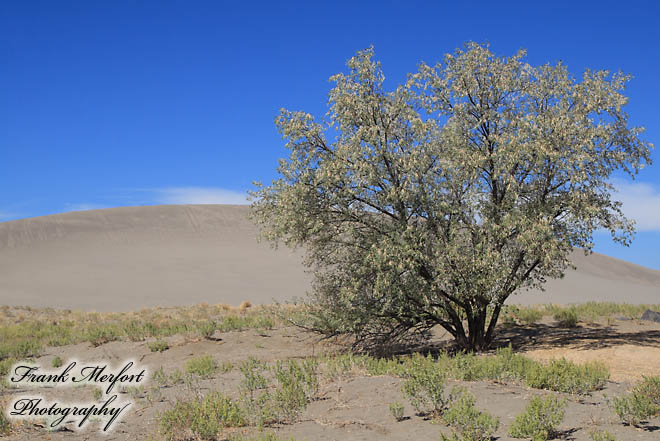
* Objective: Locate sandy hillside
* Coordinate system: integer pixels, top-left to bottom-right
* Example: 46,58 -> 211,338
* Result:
0,204 -> 658,311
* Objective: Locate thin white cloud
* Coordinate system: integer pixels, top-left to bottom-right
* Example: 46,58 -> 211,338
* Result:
613,180 -> 660,232
153,187 -> 249,205
64,203 -> 107,212
0,211 -> 18,222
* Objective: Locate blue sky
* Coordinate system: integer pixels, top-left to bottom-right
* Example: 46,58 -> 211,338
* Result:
1,1 -> 659,269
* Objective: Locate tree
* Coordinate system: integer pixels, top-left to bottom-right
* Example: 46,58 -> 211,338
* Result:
250,43 -> 652,351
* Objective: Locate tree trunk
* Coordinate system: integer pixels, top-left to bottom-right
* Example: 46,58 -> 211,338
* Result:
460,306 -> 497,352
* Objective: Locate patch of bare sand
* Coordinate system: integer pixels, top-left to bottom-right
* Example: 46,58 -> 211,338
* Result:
511,319 -> 660,382
523,344 -> 660,382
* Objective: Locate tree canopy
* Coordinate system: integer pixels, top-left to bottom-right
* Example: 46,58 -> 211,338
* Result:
251,43 -> 652,351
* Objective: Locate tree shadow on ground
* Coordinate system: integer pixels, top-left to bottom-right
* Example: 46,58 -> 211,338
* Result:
555,427 -> 579,440
493,322 -> 660,352
342,321 -> 660,357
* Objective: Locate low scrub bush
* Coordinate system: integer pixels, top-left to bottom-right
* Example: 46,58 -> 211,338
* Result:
269,359 -> 318,424
509,395 -> 566,441
360,354 -> 405,376
122,320 -> 149,341
220,360 -> 234,373
504,305 -> 544,325
217,314 -> 274,332
169,369 -> 185,385
152,366 -> 168,386
0,304 -> 288,361
0,339 -> 42,359
448,348 -> 530,382
185,355 -> 218,378
401,354 -> 449,415
196,320 -> 217,339
554,308 -> 578,327
86,325 -> 120,347
324,353 -> 359,380
491,345 -> 536,382
524,359 -> 609,394
239,358 -> 269,396
159,392 -> 245,440
442,346 -> 607,394
589,429 -> 618,441
148,339 -> 169,352
612,390 -> 660,426
238,358 -> 271,426
0,405 -> 11,436
238,358 -> 318,427
321,346 -> 608,398
389,402 -> 405,421
632,375 -> 660,408
610,375 -> 660,426
441,389 -> 499,441
51,355 -> 63,368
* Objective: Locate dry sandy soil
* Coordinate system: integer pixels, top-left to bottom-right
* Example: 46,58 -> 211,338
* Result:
1,317 -> 660,441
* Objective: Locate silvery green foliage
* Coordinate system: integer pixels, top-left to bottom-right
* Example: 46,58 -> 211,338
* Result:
251,43 -> 652,351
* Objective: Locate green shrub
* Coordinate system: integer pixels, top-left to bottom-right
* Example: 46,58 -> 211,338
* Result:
441,389 -> 499,441
270,360 -> 316,424
401,355 -> 449,415
492,345 -> 536,382
196,320 -> 217,339
236,358 -> 318,427
524,359 -> 609,394
554,308 -> 578,327
447,346 -> 607,395
518,308 -> 544,325
389,402 -> 405,421
220,360 -> 234,373
169,369 -> 185,385
612,391 -> 660,426
509,395 -> 566,441
632,375 -> 660,408
296,358 -> 320,398
452,352 -> 489,381
159,391 -> 245,440
0,407 -> 11,435
239,358 -> 269,394
361,355 -> 405,376
0,358 -> 14,377
148,339 -> 169,352
122,320 -> 149,341
239,358 -> 272,426
152,366 -> 168,386
589,429 -> 618,441
185,355 -> 218,378
86,325 -> 119,347
0,339 -> 42,359
51,356 -> 63,368
324,353 -> 358,380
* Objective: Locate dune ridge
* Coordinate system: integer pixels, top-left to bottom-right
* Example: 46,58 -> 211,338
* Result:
0,204 -> 658,311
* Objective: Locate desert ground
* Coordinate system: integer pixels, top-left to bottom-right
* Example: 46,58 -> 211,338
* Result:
1,205 -> 659,441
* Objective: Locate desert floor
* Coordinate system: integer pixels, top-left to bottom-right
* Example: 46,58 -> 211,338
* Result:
2,311 -> 660,441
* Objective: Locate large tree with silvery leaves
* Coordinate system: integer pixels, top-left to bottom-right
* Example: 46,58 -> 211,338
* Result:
251,43 -> 652,351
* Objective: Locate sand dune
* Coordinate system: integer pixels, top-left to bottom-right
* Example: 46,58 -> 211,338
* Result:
0,204 -> 658,311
